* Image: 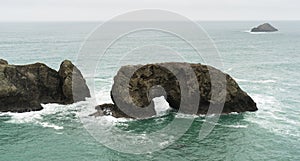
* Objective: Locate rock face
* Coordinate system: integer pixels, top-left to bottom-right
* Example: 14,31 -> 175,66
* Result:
0,59 -> 90,112
58,60 -> 91,104
251,23 -> 278,32
94,63 -> 257,118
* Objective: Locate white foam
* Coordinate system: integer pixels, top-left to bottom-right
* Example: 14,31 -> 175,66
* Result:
2,101 -> 86,130
39,122 -> 64,130
153,96 -> 171,116
1,85 -> 160,130
243,30 -> 252,33
221,124 -> 248,128
235,78 -> 276,84
246,94 -> 300,138
174,110 -> 243,119
159,141 -> 170,147
94,87 -> 113,105
243,30 -> 280,35
77,97 -> 132,127
229,112 -> 239,115
175,113 -> 202,119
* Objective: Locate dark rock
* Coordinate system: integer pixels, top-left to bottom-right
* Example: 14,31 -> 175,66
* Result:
0,59 -> 8,65
58,60 -> 91,104
90,103 -> 132,118
251,23 -> 278,32
95,62 -> 257,118
0,59 -> 90,112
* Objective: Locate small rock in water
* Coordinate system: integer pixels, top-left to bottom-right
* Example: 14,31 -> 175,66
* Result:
251,23 -> 278,32
91,103 -> 133,118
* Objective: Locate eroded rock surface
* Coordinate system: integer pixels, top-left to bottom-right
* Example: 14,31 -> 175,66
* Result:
0,59 -> 90,112
94,63 -> 257,118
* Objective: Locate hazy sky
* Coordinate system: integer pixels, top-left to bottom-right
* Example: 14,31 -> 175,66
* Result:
0,0 -> 299,21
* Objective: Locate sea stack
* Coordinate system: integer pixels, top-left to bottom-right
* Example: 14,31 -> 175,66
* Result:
92,63 -> 258,118
251,23 -> 278,32
0,59 -> 90,112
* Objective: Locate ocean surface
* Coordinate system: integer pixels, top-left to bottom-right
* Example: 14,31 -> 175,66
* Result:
0,21 -> 299,160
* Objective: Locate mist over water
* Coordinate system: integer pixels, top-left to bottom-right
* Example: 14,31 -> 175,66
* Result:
0,21 -> 299,160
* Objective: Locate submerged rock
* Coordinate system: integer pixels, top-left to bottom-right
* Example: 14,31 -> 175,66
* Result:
94,63 -> 257,118
89,103 -> 132,118
251,23 -> 278,32
0,59 -> 90,112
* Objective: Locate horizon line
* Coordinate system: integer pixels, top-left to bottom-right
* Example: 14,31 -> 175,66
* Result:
0,20 -> 299,23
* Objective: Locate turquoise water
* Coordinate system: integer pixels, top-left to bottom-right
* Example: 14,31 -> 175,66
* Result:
0,21 -> 300,160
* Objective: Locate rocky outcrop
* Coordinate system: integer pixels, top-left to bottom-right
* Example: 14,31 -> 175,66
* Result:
58,60 -> 91,104
0,59 -> 90,112
251,23 -> 278,32
0,59 -> 8,65
93,63 -> 257,118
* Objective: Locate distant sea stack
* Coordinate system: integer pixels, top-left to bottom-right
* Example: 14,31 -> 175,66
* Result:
91,63 -> 258,118
0,59 -> 90,112
251,23 -> 278,32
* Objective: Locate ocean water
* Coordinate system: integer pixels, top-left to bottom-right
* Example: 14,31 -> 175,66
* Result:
0,21 -> 300,160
